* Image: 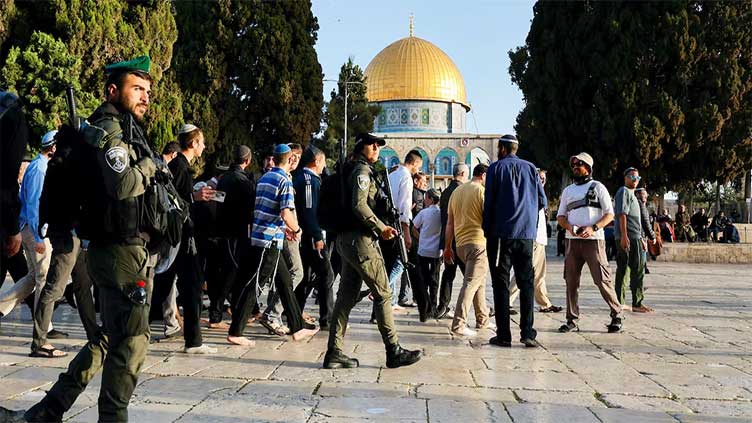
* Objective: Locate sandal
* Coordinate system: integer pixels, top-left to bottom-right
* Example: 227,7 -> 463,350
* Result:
260,319 -> 288,336
29,346 -> 67,358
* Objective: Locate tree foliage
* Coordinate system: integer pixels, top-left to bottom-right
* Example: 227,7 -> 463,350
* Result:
321,57 -> 381,161
510,1 -> 752,193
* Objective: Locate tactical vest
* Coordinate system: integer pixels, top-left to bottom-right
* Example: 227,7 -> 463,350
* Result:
566,181 -> 603,212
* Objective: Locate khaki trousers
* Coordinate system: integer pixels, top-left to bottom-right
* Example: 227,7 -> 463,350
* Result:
563,239 -> 622,322
509,242 -> 553,308
0,226 -> 52,321
451,243 -> 490,331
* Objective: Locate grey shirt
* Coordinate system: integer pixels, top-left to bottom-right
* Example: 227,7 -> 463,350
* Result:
614,186 -> 641,240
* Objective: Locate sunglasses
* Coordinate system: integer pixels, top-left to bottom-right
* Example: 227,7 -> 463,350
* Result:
627,174 -> 641,181
570,160 -> 586,168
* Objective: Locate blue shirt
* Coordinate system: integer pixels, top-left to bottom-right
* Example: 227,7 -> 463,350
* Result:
251,168 -> 295,250
482,154 -> 547,240
19,153 -> 49,243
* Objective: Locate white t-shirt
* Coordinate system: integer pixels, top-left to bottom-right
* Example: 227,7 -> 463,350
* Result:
536,208 -> 548,246
557,181 -> 613,240
387,165 -> 413,224
413,204 -> 442,258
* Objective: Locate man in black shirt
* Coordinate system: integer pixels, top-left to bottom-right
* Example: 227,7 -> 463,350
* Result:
152,124 -> 216,354
436,164 -> 468,318
214,145 -> 255,329
293,146 -> 334,328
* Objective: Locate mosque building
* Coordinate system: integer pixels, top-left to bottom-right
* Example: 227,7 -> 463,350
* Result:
364,19 -> 499,185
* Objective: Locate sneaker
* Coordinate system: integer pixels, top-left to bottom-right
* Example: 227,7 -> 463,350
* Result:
398,300 -> 417,308
452,326 -> 477,337
434,305 -> 449,319
444,308 -> 455,319
184,344 -> 218,354
520,338 -> 541,348
558,321 -> 579,333
509,308 -> 518,316
607,317 -> 623,333
476,321 -> 497,331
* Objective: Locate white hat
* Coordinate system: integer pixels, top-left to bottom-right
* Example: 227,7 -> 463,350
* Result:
41,130 -> 58,148
178,123 -> 199,135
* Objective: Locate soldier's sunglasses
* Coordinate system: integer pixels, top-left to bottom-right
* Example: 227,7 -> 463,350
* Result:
570,160 -> 586,168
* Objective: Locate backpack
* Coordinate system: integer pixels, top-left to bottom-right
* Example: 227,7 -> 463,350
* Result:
39,124 -> 94,239
317,161 -> 357,234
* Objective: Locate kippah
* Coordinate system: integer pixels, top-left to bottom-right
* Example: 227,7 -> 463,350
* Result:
178,124 -> 199,135
499,134 -> 519,144
623,167 -> 638,176
274,144 -> 291,154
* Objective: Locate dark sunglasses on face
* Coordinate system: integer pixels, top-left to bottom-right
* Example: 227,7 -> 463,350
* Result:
570,160 -> 585,168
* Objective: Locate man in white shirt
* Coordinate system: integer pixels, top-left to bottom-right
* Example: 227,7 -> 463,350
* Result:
411,189 -> 442,321
509,170 -> 562,313
556,153 -> 622,334
387,150 -> 423,306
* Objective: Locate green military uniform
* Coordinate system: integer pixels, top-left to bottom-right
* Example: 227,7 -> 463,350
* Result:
328,153 -> 399,352
25,57 -> 157,423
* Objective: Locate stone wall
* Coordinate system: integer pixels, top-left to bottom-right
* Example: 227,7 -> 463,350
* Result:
656,243 -> 752,264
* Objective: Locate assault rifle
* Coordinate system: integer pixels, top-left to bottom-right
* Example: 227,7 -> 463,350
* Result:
65,86 -> 80,130
379,168 -> 414,272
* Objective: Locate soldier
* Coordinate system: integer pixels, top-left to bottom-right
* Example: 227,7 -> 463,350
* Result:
18,55 -> 160,422
323,133 -> 422,369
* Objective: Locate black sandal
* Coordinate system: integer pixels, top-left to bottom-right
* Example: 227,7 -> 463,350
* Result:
29,346 -> 67,358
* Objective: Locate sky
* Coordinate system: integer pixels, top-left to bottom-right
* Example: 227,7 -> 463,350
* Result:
312,0 -> 536,135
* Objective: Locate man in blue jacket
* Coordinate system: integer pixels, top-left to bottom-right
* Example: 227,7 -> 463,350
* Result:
483,134 -> 547,348
293,145 -> 334,328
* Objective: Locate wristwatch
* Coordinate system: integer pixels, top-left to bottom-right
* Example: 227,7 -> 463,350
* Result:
592,224 -> 599,231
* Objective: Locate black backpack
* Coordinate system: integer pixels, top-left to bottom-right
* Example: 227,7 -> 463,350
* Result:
317,161 -> 357,234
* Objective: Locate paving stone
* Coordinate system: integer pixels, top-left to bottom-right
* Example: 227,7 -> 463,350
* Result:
0,366 -> 60,399
317,381 -> 411,398
504,402 -> 601,423
514,390 -> 605,408
315,397 -> 427,420
237,379 -> 318,399
682,399 -> 752,419
416,384 -> 516,402
600,394 -> 693,413
69,401 -> 192,423
591,407 -> 681,422
472,369 -> 593,392
380,365 -> 475,386
174,391 -> 317,422
132,375 -> 243,405
427,399 -> 492,422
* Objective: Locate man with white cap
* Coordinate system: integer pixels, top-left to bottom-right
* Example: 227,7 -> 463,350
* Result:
556,152 -> 623,334
0,131 -> 66,336
151,123 -> 217,354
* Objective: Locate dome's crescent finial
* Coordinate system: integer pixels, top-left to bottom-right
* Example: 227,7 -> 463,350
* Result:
409,13 -> 414,37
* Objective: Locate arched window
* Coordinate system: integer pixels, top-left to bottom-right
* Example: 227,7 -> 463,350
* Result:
434,148 -> 459,176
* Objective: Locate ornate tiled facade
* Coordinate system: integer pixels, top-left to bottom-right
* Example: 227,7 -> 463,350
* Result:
374,101 -> 466,133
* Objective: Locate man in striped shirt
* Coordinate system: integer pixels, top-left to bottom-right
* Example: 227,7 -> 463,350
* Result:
227,144 -> 318,345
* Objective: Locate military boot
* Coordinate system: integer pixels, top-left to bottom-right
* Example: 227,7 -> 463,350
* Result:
22,395 -> 65,422
385,344 -> 422,369
323,349 -> 359,369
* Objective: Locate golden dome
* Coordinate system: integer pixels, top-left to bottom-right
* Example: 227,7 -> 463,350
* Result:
365,36 -> 469,110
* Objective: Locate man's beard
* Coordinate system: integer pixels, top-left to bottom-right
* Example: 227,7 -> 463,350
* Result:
573,173 -> 592,185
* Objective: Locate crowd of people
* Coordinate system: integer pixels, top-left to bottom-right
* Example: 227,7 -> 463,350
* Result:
656,206 -> 740,244
0,55 -> 676,421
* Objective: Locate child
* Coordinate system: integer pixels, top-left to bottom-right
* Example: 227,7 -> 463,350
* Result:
411,188 -> 442,321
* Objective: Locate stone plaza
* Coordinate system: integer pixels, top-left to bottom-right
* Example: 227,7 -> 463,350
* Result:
1,255 -> 751,422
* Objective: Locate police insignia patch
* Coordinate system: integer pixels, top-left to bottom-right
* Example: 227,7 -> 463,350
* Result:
357,174 -> 370,191
105,146 -> 128,173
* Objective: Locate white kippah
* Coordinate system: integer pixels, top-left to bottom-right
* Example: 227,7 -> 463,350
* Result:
499,134 -> 518,144
178,123 -> 199,135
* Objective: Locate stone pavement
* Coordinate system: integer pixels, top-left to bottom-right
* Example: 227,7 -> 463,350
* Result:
1,257 -> 751,422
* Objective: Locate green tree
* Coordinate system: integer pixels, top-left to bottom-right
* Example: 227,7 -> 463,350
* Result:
1,31 -> 98,144
321,57 -> 381,161
509,1 -> 752,193
1,0 -> 179,149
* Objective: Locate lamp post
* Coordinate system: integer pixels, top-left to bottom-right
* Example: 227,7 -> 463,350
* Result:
323,78 -> 367,163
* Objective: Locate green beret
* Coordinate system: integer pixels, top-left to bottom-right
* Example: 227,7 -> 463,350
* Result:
105,55 -> 151,75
